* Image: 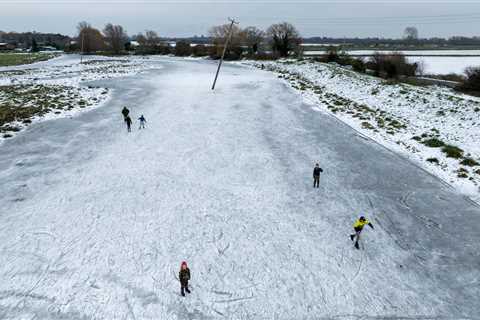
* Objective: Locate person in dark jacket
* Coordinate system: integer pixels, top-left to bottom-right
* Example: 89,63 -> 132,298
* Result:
179,261 -> 191,296
121,106 -> 130,121
313,163 -> 323,188
350,216 -> 374,249
138,115 -> 147,129
125,116 -> 132,132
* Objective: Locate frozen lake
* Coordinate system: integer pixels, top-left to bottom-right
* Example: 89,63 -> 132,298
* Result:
0,57 -> 479,319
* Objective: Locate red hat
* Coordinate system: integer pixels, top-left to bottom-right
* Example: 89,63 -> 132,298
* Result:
181,261 -> 187,267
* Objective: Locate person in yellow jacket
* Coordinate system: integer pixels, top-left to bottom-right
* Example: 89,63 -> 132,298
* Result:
350,216 -> 374,249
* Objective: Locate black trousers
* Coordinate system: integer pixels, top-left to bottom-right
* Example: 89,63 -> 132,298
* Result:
181,281 -> 189,295
351,227 -> 363,243
313,176 -> 320,188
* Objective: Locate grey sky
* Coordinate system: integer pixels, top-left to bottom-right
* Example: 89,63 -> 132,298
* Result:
1,0 -> 480,38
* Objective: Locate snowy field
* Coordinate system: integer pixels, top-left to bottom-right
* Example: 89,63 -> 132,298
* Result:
408,56 -> 480,75
303,50 -> 480,74
0,57 -> 479,319
0,54 -> 158,140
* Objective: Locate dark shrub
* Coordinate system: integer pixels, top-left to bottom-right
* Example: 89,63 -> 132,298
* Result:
208,44 -> 243,60
458,67 -> 480,94
422,138 -> 445,148
368,52 -> 418,79
442,145 -> 464,158
192,44 -> 208,57
249,52 -> 279,60
175,41 -> 192,57
351,58 -> 366,73
460,158 -> 479,166
325,47 -> 340,62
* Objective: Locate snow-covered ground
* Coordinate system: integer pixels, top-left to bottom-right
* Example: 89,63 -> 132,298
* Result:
0,54 -> 159,141
408,56 -> 480,75
303,50 -> 480,74
0,57 -> 479,319
246,60 -> 480,205
305,50 -> 480,56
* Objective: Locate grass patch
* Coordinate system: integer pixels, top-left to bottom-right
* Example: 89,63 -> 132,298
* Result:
421,138 -> 445,148
426,157 -> 440,164
457,168 -> 469,178
458,172 -> 469,178
361,121 -> 375,130
460,158 -> 479,166
0,53 -> 58,67
0,84 -> 101,132
442,145 -> 464,158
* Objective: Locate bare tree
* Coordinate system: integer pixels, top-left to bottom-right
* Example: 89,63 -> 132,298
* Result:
103,23 -> 128,54
145,30 -> 160,47
209,23 -> 245,59
243,26 -> 264,54
77,21 -> 105,53
266,22 -> 301,58
209,24 -> 244,46
404,27 -> 419,41
134,33 -> 147,46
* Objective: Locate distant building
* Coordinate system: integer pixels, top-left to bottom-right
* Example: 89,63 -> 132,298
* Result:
0,42 -> 16,51
129,41 -> 140,47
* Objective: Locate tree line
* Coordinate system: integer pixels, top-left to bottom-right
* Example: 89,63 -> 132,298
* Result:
66,21 -> 303,59
65,22 -> 128,55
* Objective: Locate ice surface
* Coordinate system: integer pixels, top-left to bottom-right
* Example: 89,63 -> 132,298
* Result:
246,60 -> 480,204
0,58 -> 479,319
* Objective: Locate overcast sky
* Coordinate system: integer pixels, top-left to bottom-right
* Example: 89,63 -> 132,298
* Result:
1,0 -> 480,38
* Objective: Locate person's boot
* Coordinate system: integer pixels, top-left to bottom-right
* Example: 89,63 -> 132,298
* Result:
354,241 -> 360,250
186,288 -> 191,294
350,234 -> 355,241
181,288 -> 185,297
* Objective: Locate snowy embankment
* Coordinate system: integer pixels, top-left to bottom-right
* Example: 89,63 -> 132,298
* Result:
246,60 -> 480,202
0,55 -> 157,142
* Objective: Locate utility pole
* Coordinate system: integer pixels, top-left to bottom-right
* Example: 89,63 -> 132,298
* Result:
211,18 -> 239,90
80,32 -> 85,64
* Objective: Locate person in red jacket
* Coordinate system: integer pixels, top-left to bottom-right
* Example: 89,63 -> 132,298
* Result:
179,261 -> 191,296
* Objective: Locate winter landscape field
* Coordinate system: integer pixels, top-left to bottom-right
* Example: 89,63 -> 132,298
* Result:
0,54 -> 479,319
302,50 -> 480,74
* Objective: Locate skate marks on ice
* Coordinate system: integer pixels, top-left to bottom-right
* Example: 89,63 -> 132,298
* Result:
0,59 -> 479,318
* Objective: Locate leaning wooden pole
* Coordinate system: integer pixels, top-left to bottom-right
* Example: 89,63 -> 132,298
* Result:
211,18 -> 238,90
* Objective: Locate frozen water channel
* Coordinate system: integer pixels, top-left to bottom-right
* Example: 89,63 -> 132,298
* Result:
0,57 -> 479,319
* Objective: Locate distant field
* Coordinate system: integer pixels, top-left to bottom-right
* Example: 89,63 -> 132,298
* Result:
302,49 -> 480,74
0,53 -> 58,67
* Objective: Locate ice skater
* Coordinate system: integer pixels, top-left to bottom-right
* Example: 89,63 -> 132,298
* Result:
179,261 -> 191,297
313,163 -> 323,188
121,106 -> 130,121
125,116 -> 132,132
350,216 -> 374,249
138,115 -> 147,129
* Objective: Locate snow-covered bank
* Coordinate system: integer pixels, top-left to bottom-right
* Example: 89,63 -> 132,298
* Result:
244,60 -> 480,203
0,54 -> 159,142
